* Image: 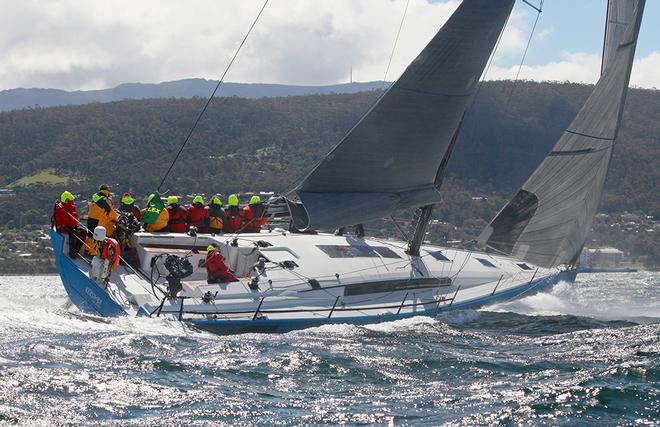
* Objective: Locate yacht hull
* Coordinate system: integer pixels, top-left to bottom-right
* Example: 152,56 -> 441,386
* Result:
51,229 -> 576,334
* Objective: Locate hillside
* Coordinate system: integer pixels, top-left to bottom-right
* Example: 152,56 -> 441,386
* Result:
1,80 -> 658,214
0,80 -> 389,112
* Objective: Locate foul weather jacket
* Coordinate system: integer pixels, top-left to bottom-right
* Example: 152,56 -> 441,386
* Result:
120,203 -> 142,220
205,250 -> 236,283
186,204 -> 209,231
54,200 -> 79,233
166,205 -> 187,233
241,203 -> 267,233
224,206 -> 242,233
207,205 -> 225,233
140,206 -> 169,232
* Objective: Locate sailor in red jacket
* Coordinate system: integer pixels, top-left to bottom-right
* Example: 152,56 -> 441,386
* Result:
241,195 -> 268,233
186,195 -> 209,232
203,244 -> 237,284
166,195 -> 187,233
224,194 -> 242,233
53,191 -> 84,258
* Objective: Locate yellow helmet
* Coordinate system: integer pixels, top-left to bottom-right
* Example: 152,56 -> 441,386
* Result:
60,191 -> 74,202
207,244 -> 218,252
211,195 -> 223,206
193,195 -> 204,205
167,195 -> 179,205
228,194 -> 239,206
249,195 -> 261,205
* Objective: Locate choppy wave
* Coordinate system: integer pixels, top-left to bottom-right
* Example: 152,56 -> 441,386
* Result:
0,272 -> 658,425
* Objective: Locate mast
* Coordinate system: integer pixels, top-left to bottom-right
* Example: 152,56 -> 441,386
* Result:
407,116 -> 463,256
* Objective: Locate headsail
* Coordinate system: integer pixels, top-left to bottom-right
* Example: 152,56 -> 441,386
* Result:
288,0 -> 515,231
478,0 -> 645,268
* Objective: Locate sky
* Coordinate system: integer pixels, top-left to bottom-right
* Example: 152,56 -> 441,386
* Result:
0,0 -> 657,91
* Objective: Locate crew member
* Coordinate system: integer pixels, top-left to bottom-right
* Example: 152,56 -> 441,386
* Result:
241,195 -> 268,233
206,195 -> 225,234
166,195 -> 187,233
52,191 -> 84,258
224,194 -> 242,233
119,192 -> 141,220
89,225 -> 121,285
203,244 -> 236,284
85,184 -> 119,255
186,195 -> 209,232
141,194 -> 169,232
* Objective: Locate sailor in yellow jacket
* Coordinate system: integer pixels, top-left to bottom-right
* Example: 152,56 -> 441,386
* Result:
141,194 -> 170,232
85,184 -> 119,255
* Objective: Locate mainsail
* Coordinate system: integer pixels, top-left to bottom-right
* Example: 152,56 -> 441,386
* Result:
288,0 -> 515,231
478,0 -> 645,268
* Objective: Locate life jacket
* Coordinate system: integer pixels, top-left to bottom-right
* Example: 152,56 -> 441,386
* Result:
97,237 -> 121,272
120,203 -> 142,220
224,206 -> 242,233
186,204 -> 209,231
207,205 -> 225,232
53,200 -> 79,233
242,203 -> 267,232
205,250 -> 236,283
166,204 -> 187,233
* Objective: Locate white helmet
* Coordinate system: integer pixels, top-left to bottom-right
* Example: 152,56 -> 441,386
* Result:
93,226 -> 107,242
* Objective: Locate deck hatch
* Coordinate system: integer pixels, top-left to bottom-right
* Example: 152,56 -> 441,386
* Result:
316,245 -> 401,259
426,250 -> 451,261
475,257 -> 497,268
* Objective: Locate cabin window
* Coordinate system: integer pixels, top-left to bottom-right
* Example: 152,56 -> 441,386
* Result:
517,263 -> 533,270
475,257 -> 497,268
316,245 -> 401,259
427,251 -> 450,261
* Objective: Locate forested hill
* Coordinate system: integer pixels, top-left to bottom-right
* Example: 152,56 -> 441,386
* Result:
0,80 -> 658,230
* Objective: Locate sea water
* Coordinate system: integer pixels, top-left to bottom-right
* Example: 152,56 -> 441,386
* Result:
0,273 -> 658,426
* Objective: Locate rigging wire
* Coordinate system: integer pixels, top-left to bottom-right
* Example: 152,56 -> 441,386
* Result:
157,0 -> 270,193
506,0 -> 544,104
384,0 -> 411,83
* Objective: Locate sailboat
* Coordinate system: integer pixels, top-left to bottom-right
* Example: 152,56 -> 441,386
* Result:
50,0 -> 645,334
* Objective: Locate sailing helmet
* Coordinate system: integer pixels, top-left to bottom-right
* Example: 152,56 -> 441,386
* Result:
193,195 -> 204,205
207,244 -> 218,252
167,195 -> 179,206
228,194 -> 239,206
249,195 -> 261,205
210,195 -> 223,206
93,226 -> 107,242
60,191 -> 74,202
121,192 -> 134,205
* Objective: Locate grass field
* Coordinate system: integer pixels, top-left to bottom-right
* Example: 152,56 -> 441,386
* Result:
8,169 -> 79,188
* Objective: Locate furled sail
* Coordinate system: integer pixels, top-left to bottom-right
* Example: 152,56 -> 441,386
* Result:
478,0 -> 645,268
288,0 -> 515,231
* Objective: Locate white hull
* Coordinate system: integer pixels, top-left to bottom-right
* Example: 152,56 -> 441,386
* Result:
51,228 -> 575,333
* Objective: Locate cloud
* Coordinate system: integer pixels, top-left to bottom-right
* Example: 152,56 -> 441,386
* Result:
0,0 -> 656,91
487,50 -> 660,89
0,0 -> 462,90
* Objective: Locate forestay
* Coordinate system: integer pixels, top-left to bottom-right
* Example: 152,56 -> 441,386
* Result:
288,0 -> 515,231
478,0 -> 645,268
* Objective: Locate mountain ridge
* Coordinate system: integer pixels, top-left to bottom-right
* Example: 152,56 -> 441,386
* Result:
0,79 -> 389,112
